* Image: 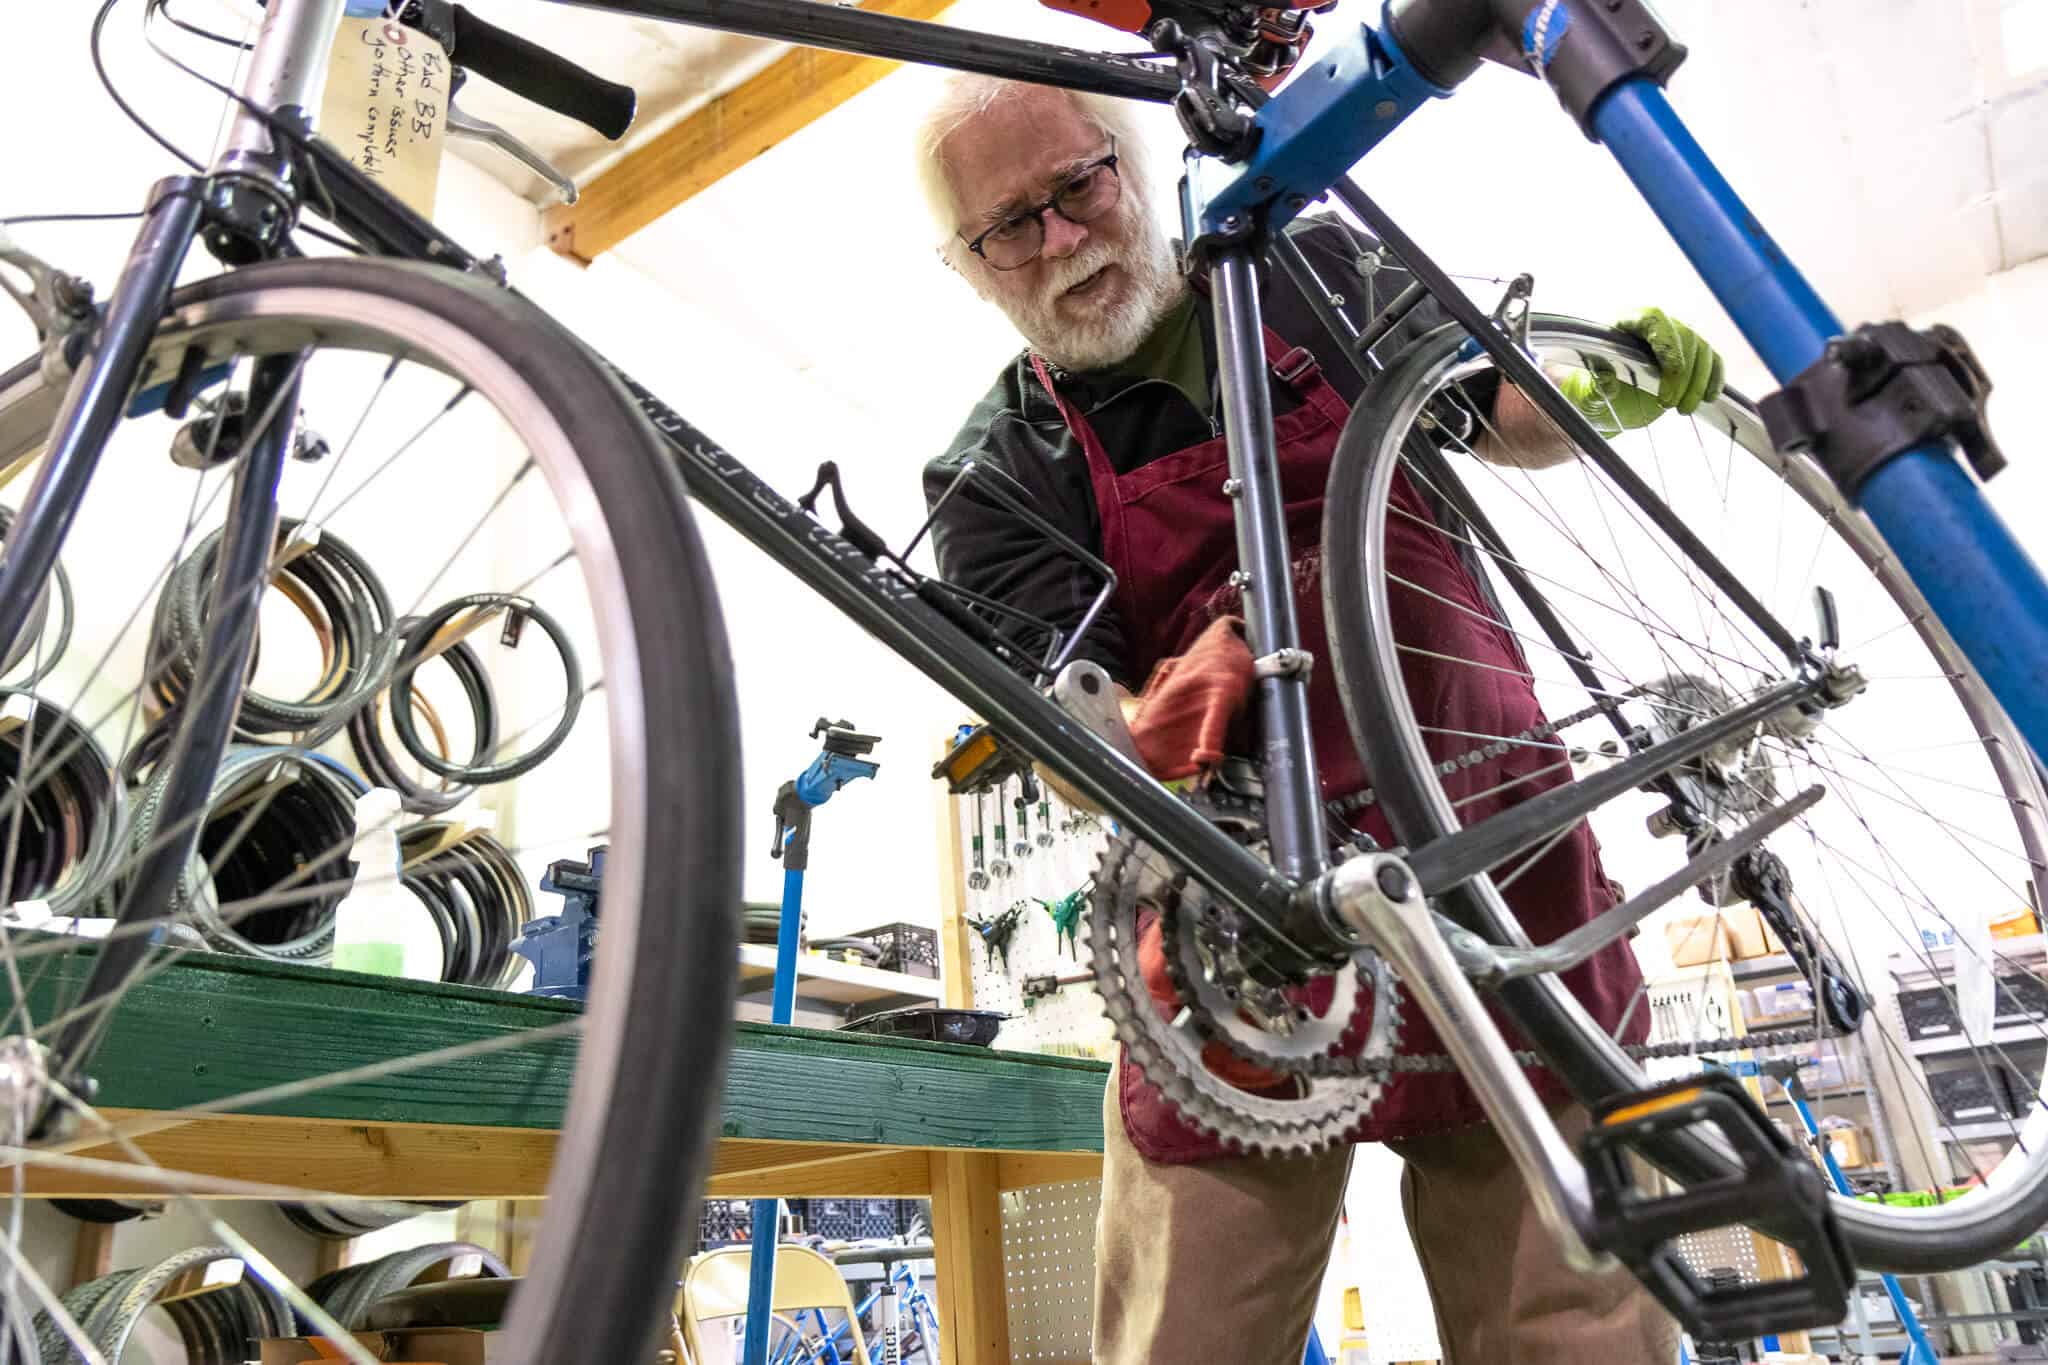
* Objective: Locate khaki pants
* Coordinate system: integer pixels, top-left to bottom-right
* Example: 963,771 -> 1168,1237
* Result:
1093,1064 -> 1678,1364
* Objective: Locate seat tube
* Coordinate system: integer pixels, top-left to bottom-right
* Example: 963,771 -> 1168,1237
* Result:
1210,245 -> 1326,884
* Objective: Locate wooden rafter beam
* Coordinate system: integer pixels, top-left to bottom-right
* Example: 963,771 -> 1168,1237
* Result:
545,0 -> 954,263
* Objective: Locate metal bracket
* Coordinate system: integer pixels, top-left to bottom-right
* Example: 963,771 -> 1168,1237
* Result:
1251,646 -> 1313,680
1760,321 -> 2004,496
0,227 -> 97,384
1050,660 -> 1147,770
1490,271 -> 1534,353
1189,17 -> 1451,251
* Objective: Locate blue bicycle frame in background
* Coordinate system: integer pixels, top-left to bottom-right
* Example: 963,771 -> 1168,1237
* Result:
1194,0 -> 2048,773
761,1258 -> 940,1365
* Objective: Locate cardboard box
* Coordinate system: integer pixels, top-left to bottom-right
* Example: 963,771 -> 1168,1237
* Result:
1665,912 -> 1730,967
1723,904 -> 1781,959
1819,1124 -> 1869,1168
260,1330 -> 502,1364
1992,906 -> 2041,940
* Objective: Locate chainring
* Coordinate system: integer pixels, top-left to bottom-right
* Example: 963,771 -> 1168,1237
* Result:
1086,797 -> 1398,1156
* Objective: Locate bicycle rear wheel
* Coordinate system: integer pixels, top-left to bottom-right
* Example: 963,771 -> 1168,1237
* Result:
1325,316 -> 2048,1272
0,258 -> 741,1359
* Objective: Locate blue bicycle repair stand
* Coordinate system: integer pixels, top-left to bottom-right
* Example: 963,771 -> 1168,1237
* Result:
511,847 -> 605,1000
743,718 -> 881,1365
1719,1058 -> 1940,1365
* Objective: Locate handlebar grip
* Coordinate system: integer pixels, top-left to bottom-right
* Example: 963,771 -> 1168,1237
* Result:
448,4 -> 637,141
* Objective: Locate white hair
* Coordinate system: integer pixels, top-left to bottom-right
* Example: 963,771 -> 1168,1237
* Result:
911,73 -> 1166,265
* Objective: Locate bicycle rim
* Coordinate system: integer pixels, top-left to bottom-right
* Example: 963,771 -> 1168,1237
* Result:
0,258 -> 740,1359
1325,315 -> 2048,1272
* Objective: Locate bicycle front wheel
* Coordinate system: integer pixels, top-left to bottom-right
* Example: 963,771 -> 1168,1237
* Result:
0,258 -> 741,1359
1325,315 -> 2048,1273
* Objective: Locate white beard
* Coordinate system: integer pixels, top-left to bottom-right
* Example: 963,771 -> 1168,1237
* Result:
978,206 -> 1187,372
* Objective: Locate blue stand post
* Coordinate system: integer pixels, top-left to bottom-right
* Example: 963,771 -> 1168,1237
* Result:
742,720 -> 881,1365
1717,1059 -> 1939,1363
1592,77 -> 2048,766
1781,1084 -> 1940,1365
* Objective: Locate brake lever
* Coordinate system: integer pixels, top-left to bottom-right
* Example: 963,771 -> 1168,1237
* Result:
446,98 -> 579,205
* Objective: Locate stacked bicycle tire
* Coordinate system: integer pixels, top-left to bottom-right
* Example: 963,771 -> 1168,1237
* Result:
103,519 -> 585,984
31,1241 -> 509,1363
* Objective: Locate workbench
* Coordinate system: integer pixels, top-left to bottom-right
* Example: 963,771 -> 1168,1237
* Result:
8,948 -> 1108,1365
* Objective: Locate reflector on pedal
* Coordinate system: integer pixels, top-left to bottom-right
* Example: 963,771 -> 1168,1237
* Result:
1582,1070 -> 1853,1342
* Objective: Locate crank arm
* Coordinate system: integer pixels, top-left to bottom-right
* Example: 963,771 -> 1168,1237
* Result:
1441,785 -> 1826,990
1317,852 -> 1611,1274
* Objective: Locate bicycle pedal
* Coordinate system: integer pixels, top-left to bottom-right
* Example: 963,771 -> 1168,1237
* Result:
1581,1070 -> 1853,1342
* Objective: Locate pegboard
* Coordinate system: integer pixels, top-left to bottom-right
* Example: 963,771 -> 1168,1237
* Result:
1000,1180 -> 1100,1362
951,781 -> 1116,1058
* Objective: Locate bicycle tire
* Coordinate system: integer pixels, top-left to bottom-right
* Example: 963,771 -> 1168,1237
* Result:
1324,315 -> 2048,1273
0,257 -> 743,1360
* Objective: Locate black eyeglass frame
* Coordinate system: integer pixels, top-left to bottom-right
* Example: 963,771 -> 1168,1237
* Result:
961,140 -> 1122,270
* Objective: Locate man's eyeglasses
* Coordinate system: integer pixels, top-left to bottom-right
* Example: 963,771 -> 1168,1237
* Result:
963,142 -> 1122,272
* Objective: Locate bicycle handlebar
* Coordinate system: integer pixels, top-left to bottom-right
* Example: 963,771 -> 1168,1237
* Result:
405,0 -> 638,141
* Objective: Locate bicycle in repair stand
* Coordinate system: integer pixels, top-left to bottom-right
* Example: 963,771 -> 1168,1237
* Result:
3,0 -> 2048,1359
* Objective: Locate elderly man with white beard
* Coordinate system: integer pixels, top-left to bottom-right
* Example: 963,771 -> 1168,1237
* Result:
917,73 -> 1725,1364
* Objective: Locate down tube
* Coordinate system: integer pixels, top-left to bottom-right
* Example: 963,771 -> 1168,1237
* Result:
1591,77 -> 2048,766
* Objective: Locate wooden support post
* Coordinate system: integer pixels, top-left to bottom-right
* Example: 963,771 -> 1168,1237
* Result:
313,1235 -> 355,1278
68,1220 -> 116,1290
929,1150 -> 1008,1365
934,735 -> 975,1011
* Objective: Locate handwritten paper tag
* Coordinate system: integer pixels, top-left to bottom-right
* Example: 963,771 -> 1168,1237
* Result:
318,16 -> 449,218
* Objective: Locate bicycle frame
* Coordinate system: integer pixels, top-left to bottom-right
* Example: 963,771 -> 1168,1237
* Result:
20,0 -> 2048,1308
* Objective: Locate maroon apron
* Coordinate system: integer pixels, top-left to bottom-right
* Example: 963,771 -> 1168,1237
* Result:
1031,329 -> 1649,1159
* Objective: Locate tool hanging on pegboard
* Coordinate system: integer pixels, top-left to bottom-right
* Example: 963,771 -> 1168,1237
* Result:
968,900 -> 1027,969
940,721 -> 1118,1058
1039,883 -> 1087,959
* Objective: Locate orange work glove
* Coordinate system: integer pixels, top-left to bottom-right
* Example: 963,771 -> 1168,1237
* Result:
1127,615 -> 1256,783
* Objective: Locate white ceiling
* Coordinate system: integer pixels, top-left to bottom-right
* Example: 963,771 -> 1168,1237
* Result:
427,0 -> 2048,431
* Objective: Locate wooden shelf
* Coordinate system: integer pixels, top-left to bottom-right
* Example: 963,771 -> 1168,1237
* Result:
3,943 -> 1105,1200
736,943 -> 943,1005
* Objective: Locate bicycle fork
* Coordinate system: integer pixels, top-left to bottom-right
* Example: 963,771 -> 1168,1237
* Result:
1,176 -> 302,1110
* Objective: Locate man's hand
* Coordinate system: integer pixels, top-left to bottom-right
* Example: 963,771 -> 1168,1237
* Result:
1555,308 -> 1727,436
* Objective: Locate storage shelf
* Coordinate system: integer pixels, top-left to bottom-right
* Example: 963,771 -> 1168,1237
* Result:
1890,933 -> 2046,982
736,943 -> 944,1005
1732,952 -> 1800,982
1766,1085 -> 1867,1108
1939,1120 -> 2030,1142
1907,1022 -> 2048,1056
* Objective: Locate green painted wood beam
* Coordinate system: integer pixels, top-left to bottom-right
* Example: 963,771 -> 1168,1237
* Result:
6,943 -> 1106,1152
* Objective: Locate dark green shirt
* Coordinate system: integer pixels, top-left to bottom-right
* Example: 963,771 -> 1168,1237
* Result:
1114,292 -> 1211,419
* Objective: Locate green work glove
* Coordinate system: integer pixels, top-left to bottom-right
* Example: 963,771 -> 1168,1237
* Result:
1554,307 -> 1726,435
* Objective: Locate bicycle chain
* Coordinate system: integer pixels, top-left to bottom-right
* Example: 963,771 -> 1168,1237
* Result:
1094,687 -> 1833,1088
1322,696 -> 1621,820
